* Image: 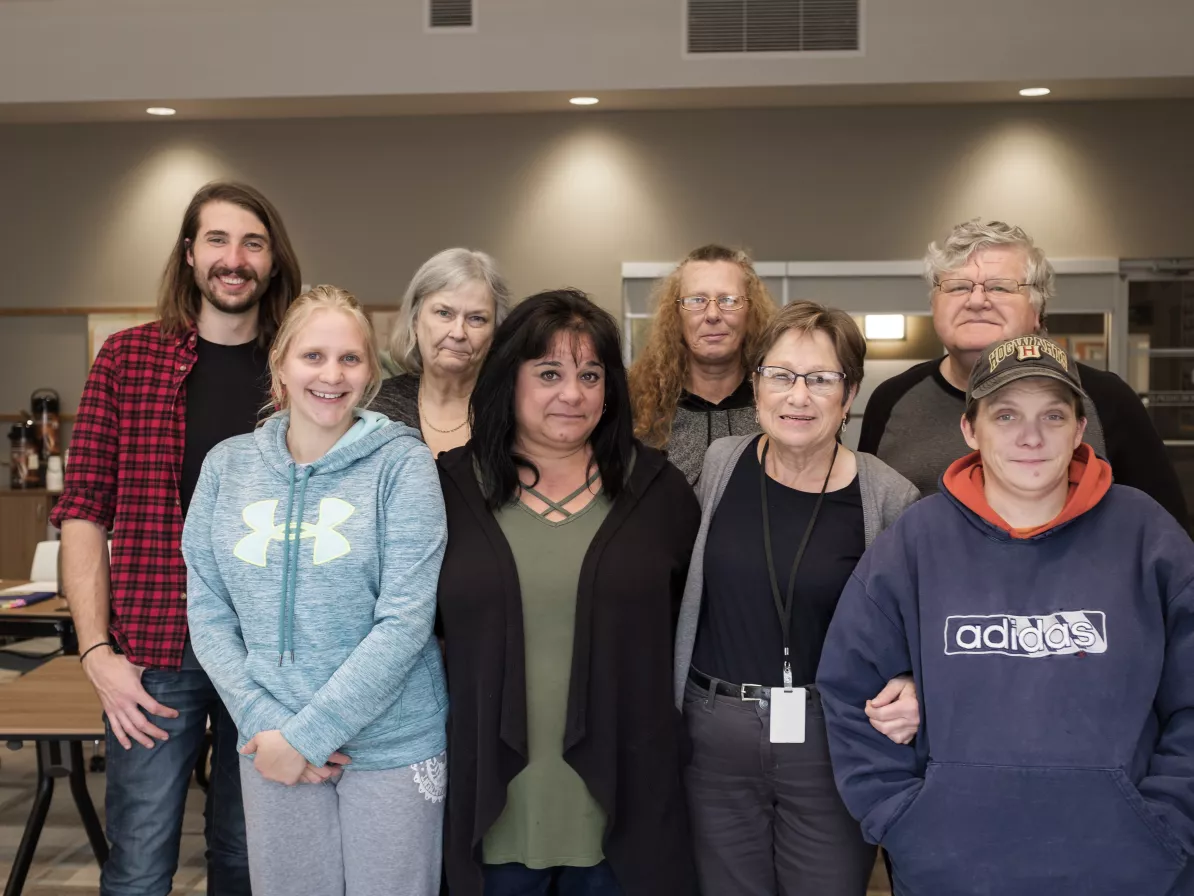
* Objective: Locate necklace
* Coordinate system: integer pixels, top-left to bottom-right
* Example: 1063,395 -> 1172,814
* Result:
418,387 -> 468,434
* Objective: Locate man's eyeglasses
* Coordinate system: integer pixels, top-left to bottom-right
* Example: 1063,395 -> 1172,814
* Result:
677,294 -> 748,312
935,279 -> 1029,298
756,366 -> 846,395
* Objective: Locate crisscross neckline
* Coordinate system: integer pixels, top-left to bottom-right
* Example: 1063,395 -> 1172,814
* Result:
519,468 -> 602,522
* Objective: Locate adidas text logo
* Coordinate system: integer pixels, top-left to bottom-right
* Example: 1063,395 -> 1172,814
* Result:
944,611 -> 1107,658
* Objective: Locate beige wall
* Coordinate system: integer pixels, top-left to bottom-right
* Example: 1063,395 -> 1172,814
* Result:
2,99 -> 1194,430
3,0 -> 1193,104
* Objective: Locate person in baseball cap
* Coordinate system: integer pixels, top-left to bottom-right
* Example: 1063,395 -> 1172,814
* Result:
815,333 -> 1194,894
956,333 -> 1097,536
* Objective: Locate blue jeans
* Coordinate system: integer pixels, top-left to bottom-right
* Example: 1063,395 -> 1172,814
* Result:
101,667 -> 250,896
483,862 -> 622,896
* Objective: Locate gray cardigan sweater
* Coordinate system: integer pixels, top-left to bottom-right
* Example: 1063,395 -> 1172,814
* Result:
672,434 -> 920,707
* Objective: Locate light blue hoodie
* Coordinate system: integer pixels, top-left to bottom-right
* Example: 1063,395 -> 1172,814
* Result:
182,409 -> 448,770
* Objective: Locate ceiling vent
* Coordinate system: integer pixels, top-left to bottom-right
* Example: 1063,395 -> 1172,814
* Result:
428,0 -> 473,30
687,0 -> 860,54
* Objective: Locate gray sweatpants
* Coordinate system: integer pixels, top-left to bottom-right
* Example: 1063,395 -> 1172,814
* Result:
239,753 -> 446,896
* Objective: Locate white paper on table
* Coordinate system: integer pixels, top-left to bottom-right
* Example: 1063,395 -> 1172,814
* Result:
0,581 -> 58,596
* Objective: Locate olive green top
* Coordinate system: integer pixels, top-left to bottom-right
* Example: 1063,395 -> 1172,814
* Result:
482,480 -> 611,869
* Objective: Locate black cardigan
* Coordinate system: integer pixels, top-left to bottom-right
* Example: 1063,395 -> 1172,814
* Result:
436,442 -> 701,895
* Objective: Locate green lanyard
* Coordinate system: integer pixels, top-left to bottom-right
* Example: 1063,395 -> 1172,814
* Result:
759,437 -> 838,689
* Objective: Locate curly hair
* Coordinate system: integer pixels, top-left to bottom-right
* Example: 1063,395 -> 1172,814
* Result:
628,244 -> 778,447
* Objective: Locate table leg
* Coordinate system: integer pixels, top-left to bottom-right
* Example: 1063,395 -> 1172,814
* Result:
3,743 -> 54,896
59,620 -> 78,656
67,741 -> 107,864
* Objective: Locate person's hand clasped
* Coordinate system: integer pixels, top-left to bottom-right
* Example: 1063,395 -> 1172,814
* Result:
299,751 -> 352,785
240,731 -> 352,786
241,730 -> 309,786
866,674 -> 920,745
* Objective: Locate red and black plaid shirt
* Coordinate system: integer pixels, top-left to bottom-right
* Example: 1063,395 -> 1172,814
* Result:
52,322 -> 200,670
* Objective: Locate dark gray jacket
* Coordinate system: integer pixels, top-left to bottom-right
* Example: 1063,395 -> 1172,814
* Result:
665,378 -> 759,484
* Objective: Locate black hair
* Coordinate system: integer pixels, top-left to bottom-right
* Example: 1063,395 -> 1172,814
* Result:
469,288 -> 635,510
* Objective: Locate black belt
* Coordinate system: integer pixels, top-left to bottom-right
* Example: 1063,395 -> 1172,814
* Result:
688,667 -> 770,702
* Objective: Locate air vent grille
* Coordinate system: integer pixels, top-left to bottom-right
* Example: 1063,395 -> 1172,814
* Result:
687,0 -> 859,53
429,0 -> 473,29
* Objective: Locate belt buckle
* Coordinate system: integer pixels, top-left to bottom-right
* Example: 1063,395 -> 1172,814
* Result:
740,682 -> 763,702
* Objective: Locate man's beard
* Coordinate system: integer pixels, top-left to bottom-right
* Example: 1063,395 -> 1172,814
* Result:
196,266 -> 270,315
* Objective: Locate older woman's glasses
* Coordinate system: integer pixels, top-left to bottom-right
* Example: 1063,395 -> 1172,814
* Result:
757,366 -> 846,395
676,294 -> 748,312
935,278 -> 1028,297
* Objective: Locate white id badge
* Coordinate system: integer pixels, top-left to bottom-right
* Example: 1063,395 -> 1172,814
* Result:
769,687 -> 807,744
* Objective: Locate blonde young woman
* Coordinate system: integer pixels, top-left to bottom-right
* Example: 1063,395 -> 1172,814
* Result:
182,286 -> 448,896
372,248 -> 511,456
629,243 -> 778,484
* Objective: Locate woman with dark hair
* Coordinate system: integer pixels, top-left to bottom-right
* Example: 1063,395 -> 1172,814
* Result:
436,289 -> 701,895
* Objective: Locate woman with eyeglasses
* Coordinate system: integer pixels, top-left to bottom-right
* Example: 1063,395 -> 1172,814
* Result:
673,302 -> 921,895
629,244 -> 778,485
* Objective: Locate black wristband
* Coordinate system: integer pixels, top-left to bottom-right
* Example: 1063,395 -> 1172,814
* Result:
79,640 -> 114,663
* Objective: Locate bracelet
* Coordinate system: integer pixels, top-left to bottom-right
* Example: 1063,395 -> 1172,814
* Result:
79,641 -> 114,663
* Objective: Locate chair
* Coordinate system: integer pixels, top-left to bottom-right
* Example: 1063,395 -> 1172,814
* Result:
0,542 -> 63,666
29,540 -> 60,584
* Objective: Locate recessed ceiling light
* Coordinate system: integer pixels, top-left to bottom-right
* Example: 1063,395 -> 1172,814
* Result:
569,97 -> 600,106
1018,87 -> 1051,98
146,106 -> 177,116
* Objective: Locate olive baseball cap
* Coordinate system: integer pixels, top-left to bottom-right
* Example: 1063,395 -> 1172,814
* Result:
966,335 -> 1088,410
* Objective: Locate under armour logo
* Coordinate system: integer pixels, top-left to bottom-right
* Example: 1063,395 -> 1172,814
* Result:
234,498 -> 354,567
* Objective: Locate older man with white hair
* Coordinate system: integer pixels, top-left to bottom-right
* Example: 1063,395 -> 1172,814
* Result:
859,218 -> 1187,526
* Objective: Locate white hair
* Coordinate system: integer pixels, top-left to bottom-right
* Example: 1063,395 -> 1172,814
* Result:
923,219 -> 1055,319
389,248 -> 512,374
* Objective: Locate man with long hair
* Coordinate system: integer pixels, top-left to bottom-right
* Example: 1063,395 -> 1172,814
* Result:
629,244 -> 778,484
52,182 -> 302,895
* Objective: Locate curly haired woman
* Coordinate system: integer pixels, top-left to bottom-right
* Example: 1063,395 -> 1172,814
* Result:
628,244 -> 778,484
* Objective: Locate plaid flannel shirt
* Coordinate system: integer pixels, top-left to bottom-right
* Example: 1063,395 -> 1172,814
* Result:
52,322 -> 200,670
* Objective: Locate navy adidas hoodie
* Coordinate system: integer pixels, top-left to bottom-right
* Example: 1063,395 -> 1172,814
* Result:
816,452 -> 1194,896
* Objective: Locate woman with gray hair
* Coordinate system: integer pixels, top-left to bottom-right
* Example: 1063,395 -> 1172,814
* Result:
372,248 -> 511,456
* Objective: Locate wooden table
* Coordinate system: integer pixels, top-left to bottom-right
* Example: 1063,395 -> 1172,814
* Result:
0,580 -> 75,654
0,657 -> 107,896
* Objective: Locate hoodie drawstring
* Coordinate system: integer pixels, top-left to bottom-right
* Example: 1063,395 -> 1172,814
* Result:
286,467 -> 310,664
277,464 -> 310,665
278,466 -> 297,665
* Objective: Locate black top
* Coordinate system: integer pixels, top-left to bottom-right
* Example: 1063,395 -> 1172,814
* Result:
677,374 -> 755,413
859,358 -> 1188,528
435,441 -> 700,896
181,337 -> 269,516
370,373 -> 421,431
692,435 -> 865,687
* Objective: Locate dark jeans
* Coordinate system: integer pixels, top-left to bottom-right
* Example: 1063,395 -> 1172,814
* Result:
683,678 -> 875,896
101,667 -> 250,896
483,862 -> 622,896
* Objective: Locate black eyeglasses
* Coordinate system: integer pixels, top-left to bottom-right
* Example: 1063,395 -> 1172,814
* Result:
756,366 -> 846,395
